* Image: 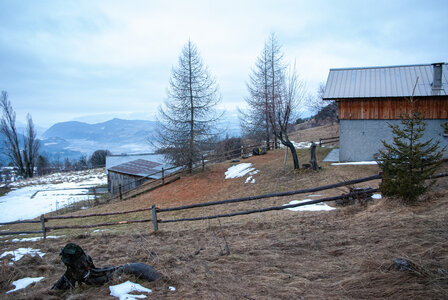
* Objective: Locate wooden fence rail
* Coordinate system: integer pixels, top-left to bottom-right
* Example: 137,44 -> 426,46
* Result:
159,188 -> 378,224
1,166 -> 446,238
157,174 -> 381,213
46,218 -> 156,231
319,136 -> 339,147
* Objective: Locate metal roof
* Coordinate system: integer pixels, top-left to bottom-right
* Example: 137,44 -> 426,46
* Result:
323,63 -> 448,99
108,159 -> 163,178
105,153 -> 165,174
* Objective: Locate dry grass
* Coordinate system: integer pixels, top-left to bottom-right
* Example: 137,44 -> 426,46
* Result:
1,141 -> 448,299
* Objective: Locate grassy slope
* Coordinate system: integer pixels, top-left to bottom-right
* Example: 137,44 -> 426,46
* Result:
1,127 -> 448,299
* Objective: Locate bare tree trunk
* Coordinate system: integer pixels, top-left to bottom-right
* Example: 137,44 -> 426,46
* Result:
188,41 -> 194,173
277,134 -> 299,169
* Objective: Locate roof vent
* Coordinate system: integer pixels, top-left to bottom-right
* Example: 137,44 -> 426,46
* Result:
432,63 -> 443,90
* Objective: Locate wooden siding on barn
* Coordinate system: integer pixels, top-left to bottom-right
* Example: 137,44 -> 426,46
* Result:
338,97 -> 448,120
108,171 -> 146,196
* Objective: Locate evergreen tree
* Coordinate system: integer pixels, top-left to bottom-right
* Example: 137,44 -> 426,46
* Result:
377,103 -> 444,203
155,40 -> 221,172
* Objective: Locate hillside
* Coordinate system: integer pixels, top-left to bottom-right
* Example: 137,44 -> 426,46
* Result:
0,141 -> 447,299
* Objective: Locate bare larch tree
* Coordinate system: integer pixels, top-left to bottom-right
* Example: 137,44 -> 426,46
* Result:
242,34 -> 305,169
1,91 -> 40,178
269,62 -> 305,169
154,40 -> 221,173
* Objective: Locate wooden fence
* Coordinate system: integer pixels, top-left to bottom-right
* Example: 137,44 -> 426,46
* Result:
112,141 -> 276,201
2,134 -> 446,241
319,136 -> 339,146
1,172 -> 447,239
0,173 -> 383,239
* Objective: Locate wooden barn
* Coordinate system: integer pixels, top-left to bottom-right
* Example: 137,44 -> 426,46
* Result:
323,62 -> 448,161
106,154 -> 165,196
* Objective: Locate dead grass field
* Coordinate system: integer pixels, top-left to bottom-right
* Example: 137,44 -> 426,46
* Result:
1,140 -> 448,299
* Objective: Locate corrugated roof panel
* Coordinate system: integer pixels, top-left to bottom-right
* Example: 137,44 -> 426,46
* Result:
323,63 -> 448,99
108,159 -> 163,178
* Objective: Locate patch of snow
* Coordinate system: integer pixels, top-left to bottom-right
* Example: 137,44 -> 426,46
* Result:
331,161 -> 377,166
11,235 -> 64,242
225,163 -> 255,179
371,193 -> 382,199
0,247 -> 45,262
292,141 -> 314,149
307,194 -> 322,197
249,170 -> 259,176
245,176 -> 252,183
251,178 -> 255,184
93,229 -> 109,233
169,286 -> 176,292
283,199 -> 336,212
6,277 -> 44,294
109,281 -> 152,299
280,141 -> 316,149
0,170 -> 106,223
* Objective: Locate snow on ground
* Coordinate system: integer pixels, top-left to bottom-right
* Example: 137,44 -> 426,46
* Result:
0,170 -> 106,223
109,281 -> 152,299
283,199 -> 336,211
8,169 -> 106,188
169,286 -> 176,292
0,247 -> 45,262
331,161 -> 378,166
291,141 -> 314,149
225,163 -> 255,179
279,141 -> 321,149
372,193 -> 382,199
6,277 -> 45,294
8,235 -> 64,243
225,163 -> 259,184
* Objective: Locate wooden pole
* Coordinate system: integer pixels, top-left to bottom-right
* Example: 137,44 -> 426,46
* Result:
152,204 -> 158,231
162,168 -> 165,185
40,215 -> 46,240
283,147 -> 288,170
202,155 -> 205,171
119,184 -> 122,200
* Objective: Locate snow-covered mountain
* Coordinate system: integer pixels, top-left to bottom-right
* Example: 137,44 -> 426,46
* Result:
42,118 -> 157,155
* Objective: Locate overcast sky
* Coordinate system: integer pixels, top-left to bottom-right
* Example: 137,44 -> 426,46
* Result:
1,0 -> 447,128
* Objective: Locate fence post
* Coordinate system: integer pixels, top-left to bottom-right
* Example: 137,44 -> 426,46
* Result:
40,214 -> 46,240
202,155 -> 205,171
241,146 -> 244,157
152,204 -> 158,231
119,184 -> 122,200
162,168 -> 165,184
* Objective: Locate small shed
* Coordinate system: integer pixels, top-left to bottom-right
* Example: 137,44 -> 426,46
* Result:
323,62 -> 448,161
107,158 -> 164,196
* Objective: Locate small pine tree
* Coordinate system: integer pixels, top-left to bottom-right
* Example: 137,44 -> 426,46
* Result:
377,105 -> 444,203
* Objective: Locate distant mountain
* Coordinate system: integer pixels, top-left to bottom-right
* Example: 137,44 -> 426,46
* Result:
39,137 -> 84,161
0,116 -> 241,166
43,118 -> 157,155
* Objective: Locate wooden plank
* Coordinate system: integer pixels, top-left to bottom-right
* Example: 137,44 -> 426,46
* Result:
338,97 -> 448,119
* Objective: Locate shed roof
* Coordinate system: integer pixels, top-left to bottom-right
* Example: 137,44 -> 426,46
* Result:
323,63 -> 447,99
108,159 -> 163,178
